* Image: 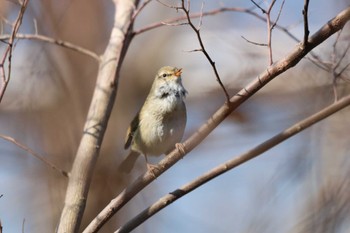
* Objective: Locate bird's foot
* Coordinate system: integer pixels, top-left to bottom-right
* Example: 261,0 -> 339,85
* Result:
175,143 -> 186,158
146,163 -> 161,179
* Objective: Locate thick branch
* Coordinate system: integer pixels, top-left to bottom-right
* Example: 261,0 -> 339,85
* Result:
116,93 -> 350,233
84,6 -> 350,233
56,0 -> 139,232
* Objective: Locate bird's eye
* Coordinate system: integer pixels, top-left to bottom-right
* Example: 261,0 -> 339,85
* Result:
162,73 -> 167,78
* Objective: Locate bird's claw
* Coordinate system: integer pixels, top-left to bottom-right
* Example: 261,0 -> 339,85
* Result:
175,143 -> 186,158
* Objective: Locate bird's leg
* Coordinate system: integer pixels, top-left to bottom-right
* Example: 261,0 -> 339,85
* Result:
144,154 -> 159,178
175,143 -> 186,158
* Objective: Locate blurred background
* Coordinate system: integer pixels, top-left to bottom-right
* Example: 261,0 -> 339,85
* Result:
0,0 -> 349,232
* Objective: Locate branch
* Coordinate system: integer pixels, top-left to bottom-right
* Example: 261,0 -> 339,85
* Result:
116,93 -> 350,233
56,0 -> 140,232
0,134 -> 68,177
241,36 -> 267,46
0,0 -> 29,103
83,6 -> 350,233
132,0 -> 152,20
180,0 -> 230,101
134,7 -> 265,35
248,0 -> 279,65
0,34 -> 100,61
266,0 -> 276,65
302,0 -> 310,46
250,0 -> 266,14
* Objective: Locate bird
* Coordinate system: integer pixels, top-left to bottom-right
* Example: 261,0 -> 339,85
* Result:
119,66 -> 188,173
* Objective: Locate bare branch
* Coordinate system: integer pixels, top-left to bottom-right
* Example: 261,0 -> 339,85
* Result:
303,0 -> 310,46
56,0 -> 140,232
338,62 -> 350,78
0,0 -> 29,103
241,35 -> 268,46
0,33 -> 100,61
250,0 -> 266,14
156,0 -> 181,10
271,0 -> 286,30
180,0 -> 230,101
262,0 -> 277,65
197,1 -> 205,30
247,0 -> 279,65
182,48 -> 202,53
83,7 -> 350,233
160,21 -> 187,26
0,134 -> 69,177
115,93 -> 350,233
133,0 -> 153,20
134,7 -> 263,35
334,42 -> 350,71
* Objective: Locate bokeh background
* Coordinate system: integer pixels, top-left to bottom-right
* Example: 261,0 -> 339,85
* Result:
1,0 -> 350,232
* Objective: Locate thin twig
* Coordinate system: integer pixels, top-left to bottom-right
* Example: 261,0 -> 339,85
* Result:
271,0 -> 286,30
133,0 -> 153,20
331,32 -> 342,101
256,0 -> 276,65
334,42 -> 350,71
134,7 -> 262,35
183,48 -> 202,53
0,0 -> 29,103
241,35 -> 267,46
181,0 -> 230,101
250,0 -> 266,14
160,21 -> 188,26
266,1 -> 275,65
0,134 -> 69,177
303,0 -> 310,46
0,33 -> 100,61
115,93 -> 350,233
83,7 -> 350,233
156,0 -> 181,10
338,63 -> 350,78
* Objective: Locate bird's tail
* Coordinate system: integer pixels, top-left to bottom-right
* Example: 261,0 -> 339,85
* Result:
118,151 -> 140,173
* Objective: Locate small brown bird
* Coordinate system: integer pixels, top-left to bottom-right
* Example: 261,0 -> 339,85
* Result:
119,66 -> 187,173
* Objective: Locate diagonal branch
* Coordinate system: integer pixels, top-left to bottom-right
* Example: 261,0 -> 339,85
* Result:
116,93 -> 350,233
83,6 -> 350,233
0,134 -> 68,177
180,0 -> 230,101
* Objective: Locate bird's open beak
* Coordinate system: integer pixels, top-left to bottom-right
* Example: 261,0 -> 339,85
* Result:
174,68 -> 182,77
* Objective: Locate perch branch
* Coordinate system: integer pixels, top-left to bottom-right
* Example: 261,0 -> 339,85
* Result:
83,6 -> 350,233
116,93 -> 350,233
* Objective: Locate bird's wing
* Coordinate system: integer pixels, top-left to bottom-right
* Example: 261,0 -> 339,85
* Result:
124,112 -> 140,149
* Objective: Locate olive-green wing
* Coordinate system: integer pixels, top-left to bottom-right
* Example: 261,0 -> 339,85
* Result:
124,112 -> 140,149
